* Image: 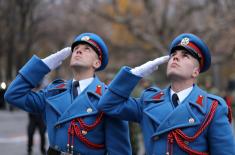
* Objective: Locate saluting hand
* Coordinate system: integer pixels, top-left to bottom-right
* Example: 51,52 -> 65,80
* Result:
131,55 -> 170,77
42,47 -> 72,70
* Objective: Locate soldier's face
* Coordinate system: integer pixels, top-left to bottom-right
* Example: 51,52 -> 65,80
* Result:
70,44 -> 101,70
166,50 -> 200,81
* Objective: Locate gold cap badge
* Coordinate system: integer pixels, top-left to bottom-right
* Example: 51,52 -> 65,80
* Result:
81,36 -> 90,41
180,37 -> 189,46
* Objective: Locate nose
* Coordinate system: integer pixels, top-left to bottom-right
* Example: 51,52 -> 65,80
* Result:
74,47 -> 82,55
172,53 -> 179,62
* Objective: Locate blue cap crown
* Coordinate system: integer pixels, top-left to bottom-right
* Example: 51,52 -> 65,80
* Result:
169,33 -> 211,73
71,32 -> 109,71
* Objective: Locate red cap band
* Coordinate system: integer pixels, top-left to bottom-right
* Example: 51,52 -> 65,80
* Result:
186,42 -> 204,70
87,40 -> 102,62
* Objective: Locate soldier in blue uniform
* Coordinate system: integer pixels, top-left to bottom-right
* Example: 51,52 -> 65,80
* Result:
98,33 -> 235,155
4,33 -> 132,155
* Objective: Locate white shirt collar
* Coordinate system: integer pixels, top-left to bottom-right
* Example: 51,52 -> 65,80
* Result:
170,86 -> 193,104
73,77 -> 94,93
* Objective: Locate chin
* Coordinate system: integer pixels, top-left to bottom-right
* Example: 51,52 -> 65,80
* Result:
167,71 -> 181,79
167,70 -> 176,76
70,62 -> 82,66
70,63 -> 76,67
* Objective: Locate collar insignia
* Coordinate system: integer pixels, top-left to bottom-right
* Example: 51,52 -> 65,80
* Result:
95,85 -> 102,96
56,83 -> 66,89
196,95 -> 204,106
153,92 -> 164,100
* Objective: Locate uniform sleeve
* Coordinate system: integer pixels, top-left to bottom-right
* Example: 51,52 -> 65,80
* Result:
4,55 -> 50,113
208,97 -> 235,154
105,116 -> 132,155
98,66 -> 143,122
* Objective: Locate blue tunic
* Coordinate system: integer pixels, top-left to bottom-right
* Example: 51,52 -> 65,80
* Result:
98,66 -> 235,155
4,56 -> 132,155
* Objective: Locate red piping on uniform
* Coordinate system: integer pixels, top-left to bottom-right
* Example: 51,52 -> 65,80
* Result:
225,96 -> 233,123
166,100 -> 218,155
67,112 -> 105,152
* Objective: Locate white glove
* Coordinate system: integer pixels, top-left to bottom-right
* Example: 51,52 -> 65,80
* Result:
131,55 -> 170,77
42,47 -> 72,70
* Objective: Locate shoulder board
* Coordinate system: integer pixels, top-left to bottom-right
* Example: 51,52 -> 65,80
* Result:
207,94 -> 227,106
208,93 -> 233,123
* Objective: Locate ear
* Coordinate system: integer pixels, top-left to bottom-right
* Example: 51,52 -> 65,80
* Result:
93,59 -> 101,70
192,67 -> 200,78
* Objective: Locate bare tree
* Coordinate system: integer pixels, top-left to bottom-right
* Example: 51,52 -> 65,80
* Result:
78,0 -> 235,87
1,0 -> 234,86
0,0 -> 45,81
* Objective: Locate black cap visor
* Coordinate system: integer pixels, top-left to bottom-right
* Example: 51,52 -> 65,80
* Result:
171,45 -> 201,63
71,41 -> 101,58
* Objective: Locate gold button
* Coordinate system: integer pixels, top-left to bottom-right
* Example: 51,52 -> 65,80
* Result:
184,140 -> 189,145
87,108 -> 93,113
81,130 -> 87,135
189,118 -> 195,124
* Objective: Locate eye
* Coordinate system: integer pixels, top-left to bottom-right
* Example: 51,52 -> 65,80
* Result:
182,52 -> 190,58
74,46 -> 79,51
84,46 -> 91,51
170,52 -> 176,57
